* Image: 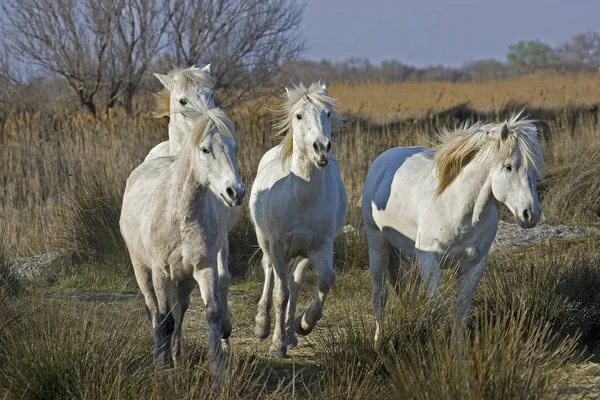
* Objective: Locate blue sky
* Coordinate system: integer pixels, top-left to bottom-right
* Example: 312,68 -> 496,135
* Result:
299,0 -> 600,67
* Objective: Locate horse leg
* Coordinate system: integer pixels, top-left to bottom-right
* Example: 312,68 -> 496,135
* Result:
416,249 -> 442,297
452,256 -> 488,348
151,268 -> 176,371
193,264 -> 224,381
171,278 -> 195,368
366,230 -> 391,343
132,257 -> 165,367
286,257 -> 310,348
254,231 -> 274,340
387,249 -> 402,294
295,241 -> 335,336
217,240 -> 232,352
268,240 -> 289,358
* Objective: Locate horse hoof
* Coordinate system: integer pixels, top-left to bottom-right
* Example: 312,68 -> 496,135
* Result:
286,327 -> 299,349
268,347 -> 287,359
294,315 -> 314,336
254,314 -> 271,339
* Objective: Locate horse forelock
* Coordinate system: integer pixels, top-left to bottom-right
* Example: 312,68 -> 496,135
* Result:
189,108 -> 238,148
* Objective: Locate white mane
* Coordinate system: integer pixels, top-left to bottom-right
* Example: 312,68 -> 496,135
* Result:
434,112 -> 544,195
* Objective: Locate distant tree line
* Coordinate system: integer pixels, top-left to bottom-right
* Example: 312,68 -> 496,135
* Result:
276,32 -> 600,85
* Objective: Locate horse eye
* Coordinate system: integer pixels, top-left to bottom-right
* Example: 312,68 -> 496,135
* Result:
505,164 -> 513,172
327,111 -> 331,118
179,99 -> 187,106
296,114 -> 302,120
201,147 -> 210,154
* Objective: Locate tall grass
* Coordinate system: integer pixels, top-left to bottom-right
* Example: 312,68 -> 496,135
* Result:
1,75 -> 600,397
0,297 -> 286,400
310,270 -> 580,400
58,170 -> 129,265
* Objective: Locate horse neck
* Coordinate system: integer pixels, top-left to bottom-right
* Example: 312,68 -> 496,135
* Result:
170,148 -> 209,221
289,147 -> 325,202
439,159 -> 495,226
167,115 -> 190,155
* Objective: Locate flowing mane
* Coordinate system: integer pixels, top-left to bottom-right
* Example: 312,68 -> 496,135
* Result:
189,107 -> 238,146
434,112 -> 544,195
153,66 -> 216,118
274,82 -> 343,164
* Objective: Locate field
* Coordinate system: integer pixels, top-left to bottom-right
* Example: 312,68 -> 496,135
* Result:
2,73 -> 600,399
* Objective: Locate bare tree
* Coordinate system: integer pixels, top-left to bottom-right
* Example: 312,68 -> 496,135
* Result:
106,0 -> 173,112
168,0 -> 305,104
2,0 -> 118,115
2,0 -> 172,115
558,32 -> 600,67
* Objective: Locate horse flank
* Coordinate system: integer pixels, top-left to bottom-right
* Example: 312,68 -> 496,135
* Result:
433,112 -> 544,196
153,66 -> 217,118
273,82 -> 343,164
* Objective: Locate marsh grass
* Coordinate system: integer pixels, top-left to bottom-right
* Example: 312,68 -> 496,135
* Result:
2,76 -> 600,398
58,169 -> 129,265
476,239 -> 600,350
309,268 -> 580,400
0,296 -> 292,400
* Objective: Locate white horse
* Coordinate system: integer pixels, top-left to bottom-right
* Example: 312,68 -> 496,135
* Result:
250,83 -> 347,358
361,113 -> 543,342
145,64 -> 215,161
120,107 -> 245,379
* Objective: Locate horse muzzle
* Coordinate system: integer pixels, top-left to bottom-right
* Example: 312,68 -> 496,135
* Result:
516,206 -> 541,229
314,155 -> 329,169
221,183 -> 245,207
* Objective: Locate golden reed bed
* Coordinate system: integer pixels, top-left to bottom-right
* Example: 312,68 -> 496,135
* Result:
328,72 -> 600,120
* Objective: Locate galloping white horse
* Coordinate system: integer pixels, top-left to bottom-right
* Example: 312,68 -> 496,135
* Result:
120,108 -> 245,379
250,83 -> 347,357
362,113 -> 543,341
145,64 -> 215,161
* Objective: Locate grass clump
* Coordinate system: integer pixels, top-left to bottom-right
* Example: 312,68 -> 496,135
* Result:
311,269 -> 579,400
0,297 -> 287,399
477,239 -> 600,349
59,170 -> 129,265
541,145 -> 600,225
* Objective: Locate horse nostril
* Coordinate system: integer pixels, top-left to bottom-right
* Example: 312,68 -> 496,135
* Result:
326,142 -> 331,152
226,187 -> 235,199
523,209 -> 531,222
313,142 -> 319,153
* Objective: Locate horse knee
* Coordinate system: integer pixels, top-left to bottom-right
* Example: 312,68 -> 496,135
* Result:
206,303 -> 223,326
218,272 -> 231,291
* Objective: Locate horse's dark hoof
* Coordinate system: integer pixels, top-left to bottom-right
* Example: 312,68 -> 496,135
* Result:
268,347 -> 287,358
294,315 -> 314,336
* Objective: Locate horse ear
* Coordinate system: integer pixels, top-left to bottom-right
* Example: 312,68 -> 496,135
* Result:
500,123 -> 510,141
201,63 -> 211,74
321,84 -> 328,96
154,73 -> 174,91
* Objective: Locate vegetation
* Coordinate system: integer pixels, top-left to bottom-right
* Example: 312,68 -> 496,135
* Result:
1,73 -> 600,398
